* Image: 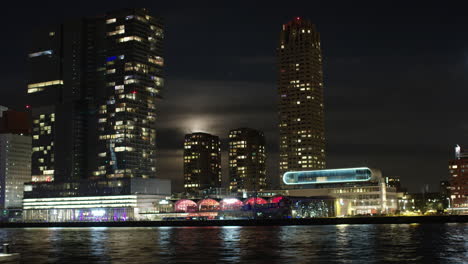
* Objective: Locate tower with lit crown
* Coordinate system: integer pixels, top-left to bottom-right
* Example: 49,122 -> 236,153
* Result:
278,17 -> 326,188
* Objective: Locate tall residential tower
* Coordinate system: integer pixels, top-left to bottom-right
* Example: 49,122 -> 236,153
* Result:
27,8 -> 164,182
183,133 -> 221,193
228,128 -> 266,192
448,145 -> 468,209
94,9 -> 164,179
278,17 -> 326,188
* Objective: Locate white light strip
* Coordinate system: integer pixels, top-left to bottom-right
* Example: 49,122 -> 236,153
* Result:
23,199 -> 137,206
24,203 -> 137,209
23,195 -> 138,202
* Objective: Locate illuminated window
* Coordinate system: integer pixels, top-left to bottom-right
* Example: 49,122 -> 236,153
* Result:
107,25 -> 125,36
117,36 -> 143,43
28,80 -> 64,93
148,56 -> 164,66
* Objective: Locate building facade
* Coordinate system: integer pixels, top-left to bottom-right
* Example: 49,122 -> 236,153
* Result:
448,145 -> 468,210
228,128 -> 266,192
94,9 -> 164,179
183,133 -> 221,193
278,17 -> 326,188
271,167 -> 397,216
23,178 -> 170,222
0,134 -> 32,209
27,20 -> 88,182
27,8 -> 164,182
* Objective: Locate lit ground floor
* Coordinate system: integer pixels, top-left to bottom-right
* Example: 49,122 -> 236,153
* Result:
22,194 -> 168,222
259,183 -> 398,216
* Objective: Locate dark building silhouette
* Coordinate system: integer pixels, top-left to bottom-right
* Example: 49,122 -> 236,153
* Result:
26,8 -> 164,182
228,128 -> 266,192
0,109 -> 31,135
448,145 -> 468,208
385,176 -> 404,192
183,132 -> 221,193
439,180 -> 450,197
278,17 -> 326,188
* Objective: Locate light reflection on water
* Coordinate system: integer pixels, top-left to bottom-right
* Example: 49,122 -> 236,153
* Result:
0,224 -> 466,263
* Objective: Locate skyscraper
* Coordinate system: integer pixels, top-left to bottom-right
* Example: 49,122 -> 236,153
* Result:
183,133 -> 221,193
228,128 -> 266,192
27,8 -> 164,182
278,17 -> 326,188
448,145 -> 468,208
94,9 -> 164,179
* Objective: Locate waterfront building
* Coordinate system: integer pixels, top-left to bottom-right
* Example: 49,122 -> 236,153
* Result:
278,17 -> 326,188
27,8 -> 164,182
22,178 -> 170,222
448,145 -> 468,211
0,108 -> 32,212
397,192 -> 448,214
228,128 -> 266,192
135,167 -> 396,221
0,134 -> 32,211
183,133 -> 221,193
263,167 -> 398,216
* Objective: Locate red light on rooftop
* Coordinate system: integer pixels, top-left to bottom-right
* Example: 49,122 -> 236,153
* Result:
25,105 -> 31,109
131,91 -> 137,94
296,17 -> 301,20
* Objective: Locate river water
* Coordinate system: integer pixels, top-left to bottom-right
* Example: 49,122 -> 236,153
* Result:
0,223 -> 466,263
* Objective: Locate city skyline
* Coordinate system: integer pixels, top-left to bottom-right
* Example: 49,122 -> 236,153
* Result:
1,2 -> 466,192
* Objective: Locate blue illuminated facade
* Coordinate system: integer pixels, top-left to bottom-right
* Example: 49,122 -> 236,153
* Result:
283,167 -> 378,185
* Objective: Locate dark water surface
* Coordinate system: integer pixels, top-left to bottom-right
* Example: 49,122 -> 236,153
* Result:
0,224 -> 466,263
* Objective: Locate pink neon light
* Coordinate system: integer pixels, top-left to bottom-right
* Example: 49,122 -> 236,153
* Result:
244,197 -> 267,206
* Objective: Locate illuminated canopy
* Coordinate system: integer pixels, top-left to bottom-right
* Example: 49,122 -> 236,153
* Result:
283,167 -> 381,185
198,199 -> 220,211
269,196 -> 286,204
220,198 -> 243,211
244,197 -> 267,206
174,199 -> 197,212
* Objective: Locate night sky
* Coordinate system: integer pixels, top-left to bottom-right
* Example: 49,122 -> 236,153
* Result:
1,1 -> 467,192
